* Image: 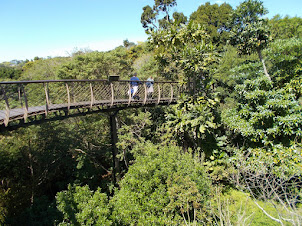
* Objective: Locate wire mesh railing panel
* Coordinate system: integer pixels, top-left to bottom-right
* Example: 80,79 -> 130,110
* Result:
152,83 -> 160,101
160,83 -> 171,100
0,86 -> 5,121
172,83 -> 181,99
47,82 -> 69,106
68,82 -> 91,104
0,84 -> 27,124
112,81 -> 130,101
25,83 -> 46,107
0,85 -> 8,111
92,81 -> 111,102
1,84 -> 22,110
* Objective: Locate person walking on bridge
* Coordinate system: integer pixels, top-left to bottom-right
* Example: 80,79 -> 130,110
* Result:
130,72 -> 140,99
146,76 -> 154,98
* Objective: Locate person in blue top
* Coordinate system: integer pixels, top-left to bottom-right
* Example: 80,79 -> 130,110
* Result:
130,72 -> 140,99
146,76 -> 154,98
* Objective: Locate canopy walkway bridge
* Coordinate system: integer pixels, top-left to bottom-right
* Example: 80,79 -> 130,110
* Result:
0,79 -> 185,130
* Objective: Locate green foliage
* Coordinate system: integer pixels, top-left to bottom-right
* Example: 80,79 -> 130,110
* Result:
230,19 -> 270,56
0,188 -> 8,224
57,51 -> 120,79
57,45 -> 149,80
21,57 -> 69,80
0,114 -> 113,223
232,146 -> 302,179
141,5 -> 157,31
172,12 -> 187,26
212,45 -> 259,103
0,65 -> 22,81
56,184 -> 112,225
222,76 -> 302,147
265,37 -> 302,90
111,142 -> 211,225
228,148 -> 302,224
209,188 -> 280,225
109,45 -> 137,79
6,196 -> 62,226
229,0 -> 268,25
269,15 -> 302,40
163,95 -> 220,155
1,1 -> 302,223
123,39 -> 135,49
116,109 -> 153,171
190,2 -> 233,46
117,110 -> 152,148
228,0 -> 270,55
133,53 -> 158,79
0,122 -> 78,221
150,21 -> 217,89
141,0 -> 179,32
228,0 -> 271,80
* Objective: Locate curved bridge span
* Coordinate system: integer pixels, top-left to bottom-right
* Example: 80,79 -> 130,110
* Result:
0,79 -> 185,129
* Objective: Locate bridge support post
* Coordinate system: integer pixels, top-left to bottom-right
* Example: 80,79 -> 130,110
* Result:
109,111 -> 121,185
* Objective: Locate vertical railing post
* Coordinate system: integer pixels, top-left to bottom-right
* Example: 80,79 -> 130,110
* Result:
110,82 -> 114,107
44,83 -> 49,115
143,82 -> 147,105
21,85 -> 29,121
18,86 -> 22,108
128,83 -> 131,106
90,83 -> 94,109
2,86 -> 10,126
157,83 -> 161,105
66,83 -> 70,111
169,83 -> 173,104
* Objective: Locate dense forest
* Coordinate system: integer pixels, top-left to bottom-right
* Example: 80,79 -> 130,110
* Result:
1,0 -> 302,225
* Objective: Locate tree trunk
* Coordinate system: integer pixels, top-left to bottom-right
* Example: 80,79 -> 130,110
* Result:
257,49 -> 271,81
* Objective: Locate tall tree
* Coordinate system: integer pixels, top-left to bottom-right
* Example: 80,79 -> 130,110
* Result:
141,0 -> 187,32
228,0 -> 271,81
150,21 -> 217,91
190,2 -> 233,46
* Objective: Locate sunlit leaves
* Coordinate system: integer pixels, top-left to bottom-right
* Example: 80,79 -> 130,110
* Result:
223,75 -> 302,146
141,0 -> 179,32
190,2 -> 233,46
111,143 -> 210,225
56,185 -> 111,225
163,95 -> 219,154
228,0 -> 271,80
150,21 -> 217,88
265,37 -> 302,88
269,15 -> 302,40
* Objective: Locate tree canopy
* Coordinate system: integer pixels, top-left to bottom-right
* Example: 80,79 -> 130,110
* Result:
190,2 -> 233,46
1,0 -> 302,225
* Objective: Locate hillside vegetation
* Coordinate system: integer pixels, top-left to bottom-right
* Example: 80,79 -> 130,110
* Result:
0,0 -> 302,225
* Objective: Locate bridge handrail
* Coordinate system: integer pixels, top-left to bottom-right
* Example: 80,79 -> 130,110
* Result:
0,79 -> 179,85
0,79 -> 185,127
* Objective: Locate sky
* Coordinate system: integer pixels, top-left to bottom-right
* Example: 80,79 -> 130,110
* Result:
0,0 -> 301,63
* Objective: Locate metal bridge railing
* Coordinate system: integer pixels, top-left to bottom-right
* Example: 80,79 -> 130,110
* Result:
0,79 -> 184,126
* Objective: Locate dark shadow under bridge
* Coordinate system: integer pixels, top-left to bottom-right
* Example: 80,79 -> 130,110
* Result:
0,79 -> 185,131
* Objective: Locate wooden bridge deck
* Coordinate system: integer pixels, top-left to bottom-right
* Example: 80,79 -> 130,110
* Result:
0,79 -> 184,129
